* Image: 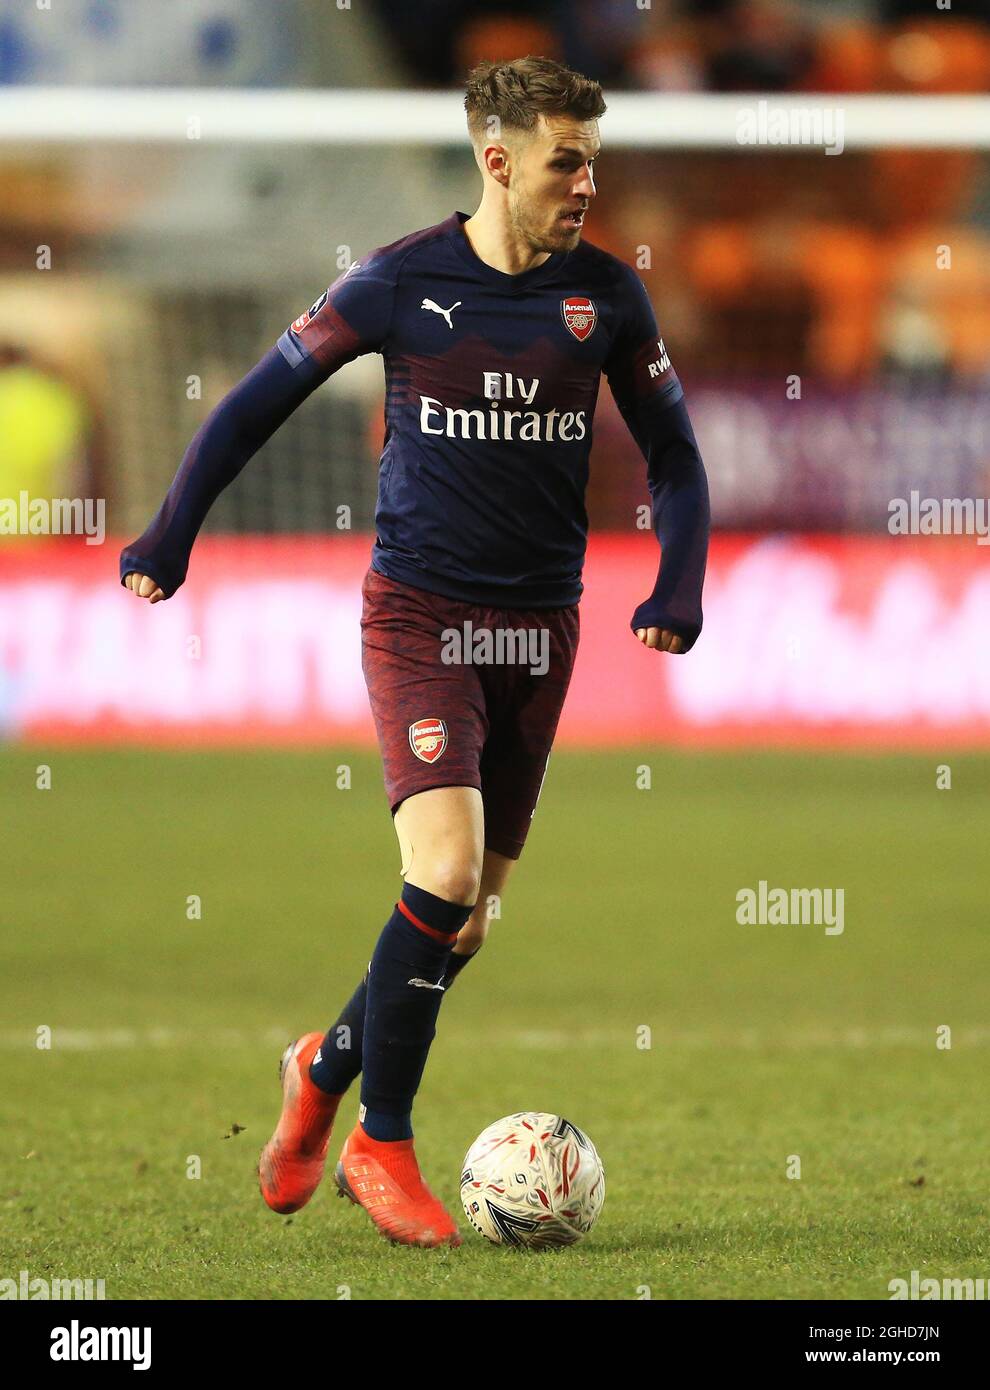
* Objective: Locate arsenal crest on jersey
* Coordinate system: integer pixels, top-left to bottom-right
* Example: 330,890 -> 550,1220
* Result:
561,296 -> 597,342
409,717 -> 448,763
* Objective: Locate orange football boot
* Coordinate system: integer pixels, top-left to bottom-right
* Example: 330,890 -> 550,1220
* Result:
334,1122 -> 462,1248
258,1032 -> 341,1214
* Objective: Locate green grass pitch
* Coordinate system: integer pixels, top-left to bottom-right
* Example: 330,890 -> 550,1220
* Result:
1,746 -> 988,1300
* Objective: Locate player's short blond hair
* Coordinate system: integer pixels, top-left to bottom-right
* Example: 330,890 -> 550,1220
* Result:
464,56 -> 606,148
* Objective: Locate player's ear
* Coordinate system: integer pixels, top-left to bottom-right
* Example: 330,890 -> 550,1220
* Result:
485,145 -> 510,187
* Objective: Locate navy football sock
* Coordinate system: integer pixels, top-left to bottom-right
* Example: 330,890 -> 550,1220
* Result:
309,968 -> 369,1097
443,947 -> 479,989
310,934 -> 481,1102
359,882 -> 474,1141
310,941 -> 480,1098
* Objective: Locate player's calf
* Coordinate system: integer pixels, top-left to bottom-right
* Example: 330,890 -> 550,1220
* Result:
443,906 -> 489,985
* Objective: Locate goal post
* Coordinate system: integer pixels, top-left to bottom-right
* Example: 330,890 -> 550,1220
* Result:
0,87 -> 986,147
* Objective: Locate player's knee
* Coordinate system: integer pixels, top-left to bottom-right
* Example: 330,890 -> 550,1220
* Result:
423,857 -> 482,908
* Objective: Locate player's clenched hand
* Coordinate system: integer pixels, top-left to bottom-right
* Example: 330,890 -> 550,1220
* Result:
124,573 -> 165,604
635,626 -> 684,654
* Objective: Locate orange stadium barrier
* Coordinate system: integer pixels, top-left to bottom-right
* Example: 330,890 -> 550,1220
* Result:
1,533 -> 988,748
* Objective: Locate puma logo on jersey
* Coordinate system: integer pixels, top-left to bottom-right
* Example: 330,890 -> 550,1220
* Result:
648,339 -> 672,377
408,977 -> 446,991
421,298 -> 461,329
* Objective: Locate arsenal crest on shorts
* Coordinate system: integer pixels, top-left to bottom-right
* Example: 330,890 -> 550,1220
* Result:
409,717 -> 447,763
561,296 -> 597,342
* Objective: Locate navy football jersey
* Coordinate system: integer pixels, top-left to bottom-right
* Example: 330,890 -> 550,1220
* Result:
277,211 -> 692,608
121,210 -> 708,643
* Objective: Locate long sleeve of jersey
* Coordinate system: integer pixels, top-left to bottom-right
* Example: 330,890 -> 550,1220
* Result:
119,255 -> 394,598
604,265 -> 710,652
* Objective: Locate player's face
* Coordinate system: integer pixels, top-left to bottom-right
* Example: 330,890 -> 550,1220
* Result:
509,116 -> 600,254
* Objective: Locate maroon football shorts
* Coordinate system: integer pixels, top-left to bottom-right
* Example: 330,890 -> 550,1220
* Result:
361,567 -> 580,860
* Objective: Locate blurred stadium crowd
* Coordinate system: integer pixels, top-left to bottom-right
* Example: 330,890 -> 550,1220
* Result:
2,0 -> 987,91
0,0 -> 987,542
